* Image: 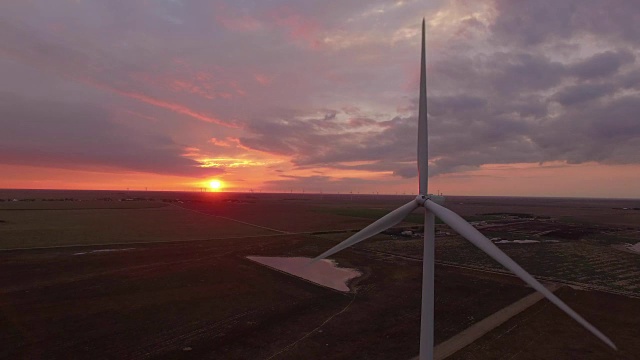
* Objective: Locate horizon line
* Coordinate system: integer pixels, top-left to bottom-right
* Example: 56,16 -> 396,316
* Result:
0,188 -> 638,201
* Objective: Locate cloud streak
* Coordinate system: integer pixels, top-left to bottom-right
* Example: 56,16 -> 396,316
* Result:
0,93 -> 222,177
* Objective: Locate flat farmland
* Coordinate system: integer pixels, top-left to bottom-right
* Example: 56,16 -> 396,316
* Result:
315,233 -> 640,296
177,196 -> 415,233
0,190 -> 638,359
0,200 -> 166,211
450,287 -> 640,359
0,205 -> 278,249
444,196 -> 640,227
0,193 -> 421,249
1,234 -> 537,360
314,195 -> 640,296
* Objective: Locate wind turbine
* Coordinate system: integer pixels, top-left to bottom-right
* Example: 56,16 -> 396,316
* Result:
313,19 -> 616,360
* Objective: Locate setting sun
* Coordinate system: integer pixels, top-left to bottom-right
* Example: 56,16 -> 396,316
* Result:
209,180 -> 223,191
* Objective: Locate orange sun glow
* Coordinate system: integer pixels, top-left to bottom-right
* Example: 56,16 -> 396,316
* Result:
209,180 -> 223,190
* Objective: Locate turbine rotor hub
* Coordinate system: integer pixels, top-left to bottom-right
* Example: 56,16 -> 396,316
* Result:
415,194 -> 446,206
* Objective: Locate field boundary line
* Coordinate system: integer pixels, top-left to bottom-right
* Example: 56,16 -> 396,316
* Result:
169,204 -> 289,234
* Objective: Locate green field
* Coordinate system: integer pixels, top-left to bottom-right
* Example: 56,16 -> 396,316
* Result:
2,194 -> 639,296
1,192 -> 638,358
0,200 -> 166,210
0,205 -> 278,249
315,206 -> 445,224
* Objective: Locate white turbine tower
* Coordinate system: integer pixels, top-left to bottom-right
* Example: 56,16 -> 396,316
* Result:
313,19 -> 616,360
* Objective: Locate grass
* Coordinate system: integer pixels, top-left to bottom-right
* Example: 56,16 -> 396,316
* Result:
462,214 -> 501,222
556,215 -> 609,226
480,230 -> 524,240
316,227 -> 640,296
315,207 -> 444,224
0,206 -> 277,249
0,200 -> 166,210
0,235 -> 538,360
317,207 -> 501,225
584,232 -> 637,245
481,212 -> 535,218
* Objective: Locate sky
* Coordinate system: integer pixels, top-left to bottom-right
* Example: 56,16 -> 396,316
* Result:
1,0 -> 639,198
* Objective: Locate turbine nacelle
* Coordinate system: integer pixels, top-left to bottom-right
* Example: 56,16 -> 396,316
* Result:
415,194 -> 445,206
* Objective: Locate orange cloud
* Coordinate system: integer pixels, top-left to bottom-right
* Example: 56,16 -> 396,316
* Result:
210,137 -> 232,147
170,80 -> 216,99
114,89 -> 239,128
208,136 -> 282,155
0,164 -> 209,192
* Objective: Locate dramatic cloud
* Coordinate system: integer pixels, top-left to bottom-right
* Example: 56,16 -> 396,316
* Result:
491,0 -> 640,46
568,50 -> 635,80
0,93 -> 220,177
551,83 -> 615,106
1,0 -> 639,195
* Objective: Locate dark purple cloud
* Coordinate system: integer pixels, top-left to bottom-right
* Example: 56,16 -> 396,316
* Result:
534,95 -> 640,164
491,0 -> 640,46
568,50 -> 635,80
551,83 -> 616,106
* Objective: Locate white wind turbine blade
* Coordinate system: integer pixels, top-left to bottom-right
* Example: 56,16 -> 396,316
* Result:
418,18 -> 428,195
423,200 -> 617,350
312,200 -> 419,262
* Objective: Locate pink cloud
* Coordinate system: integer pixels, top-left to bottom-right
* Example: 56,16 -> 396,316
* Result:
214,4 -> 322,48
229,81 -> 246,96
209,137 -> 259,153
113,89 -> 238,128
210,137 -> 232,147
342,106 -> 361,115
170,79 -> 216,99
348,117 -> 382,128
269,7 -> 322,49
214,3 -> 262,32
119,108 -> 158,123
181,147 -> 202,157
254,73 -> 273,85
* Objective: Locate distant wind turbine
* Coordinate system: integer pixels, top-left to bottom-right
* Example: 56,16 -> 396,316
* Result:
313,19 -> 616,360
